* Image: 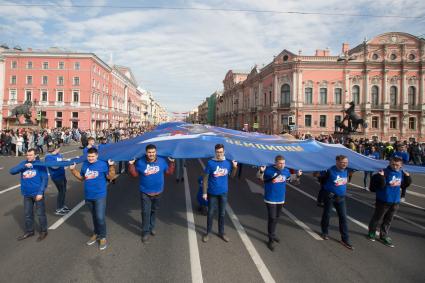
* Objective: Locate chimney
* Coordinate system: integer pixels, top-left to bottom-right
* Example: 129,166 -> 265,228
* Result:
324,48 -> 330,56
315,49 -> 326,56
342,43 -> 350,54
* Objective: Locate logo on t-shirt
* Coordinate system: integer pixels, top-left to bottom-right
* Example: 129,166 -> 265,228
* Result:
85,168 -> 99,180
272,174 -> 286,183
389,175 -> 402,187
144,164 -> 160,176
23,170 -> 37,179
213,166 -> 228,177
334,175 -> 347,186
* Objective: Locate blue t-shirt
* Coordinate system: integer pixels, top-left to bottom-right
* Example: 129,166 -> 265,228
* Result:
204,159 -> 232,195
80,160 -> 109,200
392,151 -> 409,164
10,161 -> 48,197
376,166 -> 403,204
323,165 -> 348,196
135,157 -> 168,194
364,150 -> 380,160
45,153 -> 66,180
263,166 -> 291,203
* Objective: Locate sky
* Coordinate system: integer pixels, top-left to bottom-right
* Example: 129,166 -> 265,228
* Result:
1,0 -> 424,116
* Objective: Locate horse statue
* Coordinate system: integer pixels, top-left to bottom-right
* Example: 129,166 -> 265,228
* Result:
335,101 -> 368,133
10,101 -> 33,124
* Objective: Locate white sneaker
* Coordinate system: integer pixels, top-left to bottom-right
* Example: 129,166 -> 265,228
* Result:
401,197 -> 406,202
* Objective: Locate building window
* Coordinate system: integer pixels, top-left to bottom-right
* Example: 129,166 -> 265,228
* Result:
390,54 -> 397,60
319,115 -> 326,127
372,116 -> 379,128
27,61 -> 33,69
409,117 -> 416,130
42,76 -> 48,85
352,85 -> 360,105
390,86 -> 397,105
57,91 -> 64,102
408,86 -> 416,106
408,54 -> 415,60
9,89 -> 17,101
57,76 -> 64,85
390,117 -> 397,129
372,53 -> 379,60
41,90 -> 48,102
25,90 -> 32,101
73,91 -> 79,102
56,111 -> 62,118
334,88 -> 342,104
58,62 -> 64,69
56,120 -> 62,128
42,62 -> 49,69
371,86 -> 379,106
74,62 -> 80,70
11,61 -> 17,69
72,112 -> 78,118
73,77 -> 80,86
26,75 -> 33,85
280,84 -> 290,105
319,88 -> 327,104
10,75 -> 16,84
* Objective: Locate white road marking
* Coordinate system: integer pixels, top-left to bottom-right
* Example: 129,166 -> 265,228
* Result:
61,149 -> 77,155
183,166 -> 204,283
48,200 -> 86,230
402,201 -> 425,211
411,184 -> 425,189
198,159 -> 275,283
0,184 -> 20,194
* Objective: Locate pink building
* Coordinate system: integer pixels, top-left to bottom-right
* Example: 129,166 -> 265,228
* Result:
216,32 -> 425,142
1,48 -> 142,130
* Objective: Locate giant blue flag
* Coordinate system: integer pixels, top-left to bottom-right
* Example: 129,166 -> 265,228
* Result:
41,122 -> 425,173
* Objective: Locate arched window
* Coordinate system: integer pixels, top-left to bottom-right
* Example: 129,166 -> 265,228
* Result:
319,88 -> 327,104
281,84 -> 290,105
352,85 -> 360,105
371,85 -> 379,106
390,86 -> 397,106
408,86 -> 416,106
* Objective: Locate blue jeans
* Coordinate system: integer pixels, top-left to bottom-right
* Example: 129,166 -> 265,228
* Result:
363,172 -> 373,188
24,196 -> 47,232
87,197 -> 107,238
320,191 -> 350,243
141,193 -> 161,236
207,193 -> 228,235
52,178 -> 67,209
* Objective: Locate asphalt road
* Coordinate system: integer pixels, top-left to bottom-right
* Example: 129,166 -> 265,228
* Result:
0,145 -> 424,283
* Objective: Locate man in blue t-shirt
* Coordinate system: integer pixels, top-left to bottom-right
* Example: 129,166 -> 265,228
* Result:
45,146 -> 70,215
367,156 -> 411,247
363,146 -> 380,190
69,148 -> 115,251
391,145 -> 410,201
10,148 -> 49,242
128,144 -> 175,243
257,155 -> 302,251
318,155 -> 353,250
202,144 -> 237,243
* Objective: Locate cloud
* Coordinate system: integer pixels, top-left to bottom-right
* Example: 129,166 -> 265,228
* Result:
1,0 -> 424,114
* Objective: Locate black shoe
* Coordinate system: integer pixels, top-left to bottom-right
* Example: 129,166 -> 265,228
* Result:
273,236 -> 280,243
202,234 -> 209,243
267,240 -> 275,251
176,179 -> 180,183
317,202 -> 324,207
219,234 -> 229,242
141,235 -> 149,244
17,232 -> 35,241
36,232 -> 48,242
150,230 -> 156,236
340,240 -> 354,250
321,233 -> 329,240
180,177 -> 184,182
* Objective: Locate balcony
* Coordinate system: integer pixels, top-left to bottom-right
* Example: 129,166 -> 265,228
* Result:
370,104 -> 384,110
278,103 -> 290,109
408,104 -> 422,111
250,107 -> 257,112
389,104 -> 403,111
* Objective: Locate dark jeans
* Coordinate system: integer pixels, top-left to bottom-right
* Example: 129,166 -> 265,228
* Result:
36,145 -> 44,154
52,178 -> 67,209
266,203 -> 283,241
320,192 -> 350,243
24,196 -> 47,233
141,192 -> 161,236
87,197 -> 107,238
207,193 -> 228,235
317,187 -> 326,204
368,201 -> 399,238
